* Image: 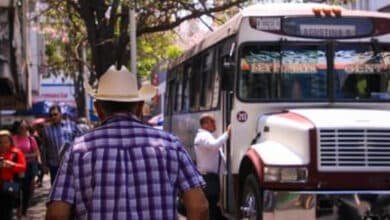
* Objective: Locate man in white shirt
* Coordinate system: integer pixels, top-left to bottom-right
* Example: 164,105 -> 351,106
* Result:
194,113 -> 231,220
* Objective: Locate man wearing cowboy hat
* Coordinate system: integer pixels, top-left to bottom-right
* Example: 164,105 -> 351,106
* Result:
46,65 -> 208,220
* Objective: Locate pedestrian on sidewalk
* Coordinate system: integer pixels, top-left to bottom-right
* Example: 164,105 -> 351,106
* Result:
30,119 -> 46,188
41,105 -> 82,185
11,120 -> 42,217
46,65 -> 208,220
0,130 -> 26,220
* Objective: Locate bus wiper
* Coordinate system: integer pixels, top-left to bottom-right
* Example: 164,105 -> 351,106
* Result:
371,38 -> 380,56
369,38 -> 383,67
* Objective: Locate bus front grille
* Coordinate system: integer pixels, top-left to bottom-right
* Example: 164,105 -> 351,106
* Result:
318,129 -> 390,171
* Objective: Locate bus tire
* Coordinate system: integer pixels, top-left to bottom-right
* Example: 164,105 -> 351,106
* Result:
241,174 -> 263,220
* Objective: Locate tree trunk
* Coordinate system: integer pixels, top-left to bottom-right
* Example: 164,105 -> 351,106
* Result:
79,0 -> 116,78
74,46 -> 86,117
86,26 -> 116,78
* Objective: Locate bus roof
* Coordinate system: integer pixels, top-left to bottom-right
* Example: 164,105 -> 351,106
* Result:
169,3 -> 390,70
169,12 -> 242,68
242,3 -> 390,18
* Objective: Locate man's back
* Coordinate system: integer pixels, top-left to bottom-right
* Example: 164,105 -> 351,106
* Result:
49,113 -> 205,219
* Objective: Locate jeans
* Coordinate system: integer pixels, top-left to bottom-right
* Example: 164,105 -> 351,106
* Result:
0,190 -> 15,220
21,161 -> 38,214
202,173 -> 226,220
49,165 -> 59,185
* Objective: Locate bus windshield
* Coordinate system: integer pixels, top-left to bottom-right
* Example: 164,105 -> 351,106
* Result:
238,43 -> 390,102
335,43 -> 390,100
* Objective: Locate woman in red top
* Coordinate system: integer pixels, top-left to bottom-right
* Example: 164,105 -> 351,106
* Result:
0,129 -> 26,220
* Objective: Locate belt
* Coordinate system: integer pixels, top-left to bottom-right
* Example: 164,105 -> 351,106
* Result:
200,172 -> 218,176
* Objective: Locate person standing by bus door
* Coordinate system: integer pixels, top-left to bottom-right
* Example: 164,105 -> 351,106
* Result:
195,114 -> 231,220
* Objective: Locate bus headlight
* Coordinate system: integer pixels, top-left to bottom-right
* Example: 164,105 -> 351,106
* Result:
264,166 -> 308,183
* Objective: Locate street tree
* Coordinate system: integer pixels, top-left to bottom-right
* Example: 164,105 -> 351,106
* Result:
35,1 -> 89,116
39,1 -> 184,116
42,0 -> 249,78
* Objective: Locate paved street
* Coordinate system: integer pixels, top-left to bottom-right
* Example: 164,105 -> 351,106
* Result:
21,182 -> 371,220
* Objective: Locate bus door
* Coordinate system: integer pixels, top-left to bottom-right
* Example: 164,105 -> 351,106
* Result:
220,39 -> 237,214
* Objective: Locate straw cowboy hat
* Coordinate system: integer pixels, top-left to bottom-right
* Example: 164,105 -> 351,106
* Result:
85,65 -> 157,102
0,130 -> 11,137
0,130 -> 13,144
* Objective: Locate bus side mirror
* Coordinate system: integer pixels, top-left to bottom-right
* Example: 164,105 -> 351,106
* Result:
223,60 -> 235,71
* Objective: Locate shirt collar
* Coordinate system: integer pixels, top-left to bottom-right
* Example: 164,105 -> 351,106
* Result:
102,112 -> 142,125
51,120 -> 66,127
198,128 -> 210,133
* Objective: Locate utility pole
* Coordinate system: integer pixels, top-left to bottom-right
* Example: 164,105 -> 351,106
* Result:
129,1 -> 137,83
82,44 -> 90,120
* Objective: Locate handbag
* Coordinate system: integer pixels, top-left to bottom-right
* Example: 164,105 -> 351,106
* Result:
2,181 -> 20,198
1,152 -> 21,199
176,195 -> 187,217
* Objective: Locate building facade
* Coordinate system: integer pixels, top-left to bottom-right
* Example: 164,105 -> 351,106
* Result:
0,0 -> 30,110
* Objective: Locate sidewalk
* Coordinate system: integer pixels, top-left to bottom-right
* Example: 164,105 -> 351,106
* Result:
25,175 -> 51,219
24,176 -> 187,219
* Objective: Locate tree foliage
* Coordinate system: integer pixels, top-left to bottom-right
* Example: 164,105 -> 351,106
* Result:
42,0 -> 248,78
137,32 -> 182,79
37,1 -> 86,76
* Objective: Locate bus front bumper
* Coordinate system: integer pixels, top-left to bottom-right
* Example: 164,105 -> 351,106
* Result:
260,190 -> 390,220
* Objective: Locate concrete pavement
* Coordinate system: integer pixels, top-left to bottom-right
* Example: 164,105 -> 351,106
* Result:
24,175 -> 50,219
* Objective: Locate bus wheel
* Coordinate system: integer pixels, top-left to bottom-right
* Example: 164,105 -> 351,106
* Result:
240,174 -> 262,220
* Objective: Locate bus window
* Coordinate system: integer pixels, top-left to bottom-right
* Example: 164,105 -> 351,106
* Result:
239,45 -> 278,100
206,51 -> 215,109
212,48 -> 222,109
280,44 -> 327,100
166,78 -> 176,115
175,66 -> 183,112
239,44 -> 327,101
182,64 -> 190,112
190,58 -> 201,111
335,43 -> 390,101
200,51 -> 214,110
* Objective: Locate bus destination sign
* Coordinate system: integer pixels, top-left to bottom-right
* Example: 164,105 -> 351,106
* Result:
282,17 -> 374,39
300,24 -> 356,38
256,17 -> 281,31
250,17 -> 390,38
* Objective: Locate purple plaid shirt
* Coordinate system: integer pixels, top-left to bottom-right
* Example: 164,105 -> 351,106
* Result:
48,113 -> 205,219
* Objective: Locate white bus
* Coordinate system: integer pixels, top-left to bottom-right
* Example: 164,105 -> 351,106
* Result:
165,3 -> 390,219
